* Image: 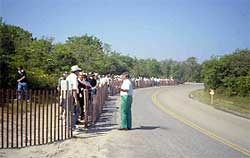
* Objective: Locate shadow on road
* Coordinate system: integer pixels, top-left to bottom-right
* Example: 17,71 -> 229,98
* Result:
73,96 -> 119,139
72,95 -> 165,139
131,126 -> 161,130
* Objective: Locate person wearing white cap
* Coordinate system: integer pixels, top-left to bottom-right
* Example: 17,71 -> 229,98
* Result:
66,65 -> 81,130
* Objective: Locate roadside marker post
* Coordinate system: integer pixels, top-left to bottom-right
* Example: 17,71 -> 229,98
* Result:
209,89 -> 215,104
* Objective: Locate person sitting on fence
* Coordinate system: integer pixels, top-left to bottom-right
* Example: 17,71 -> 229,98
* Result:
66,65 -> 81,130
16,66 -> 29,101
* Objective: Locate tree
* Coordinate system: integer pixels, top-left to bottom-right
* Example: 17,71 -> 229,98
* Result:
182,57 -> 201,82
0,22 -> 32,88
201,50 -> 250,96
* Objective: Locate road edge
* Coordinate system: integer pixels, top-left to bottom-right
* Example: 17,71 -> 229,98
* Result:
151,90 -> 250,157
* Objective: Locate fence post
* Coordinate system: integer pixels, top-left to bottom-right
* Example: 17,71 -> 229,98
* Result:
61,91 -> 63,140
25,91 -> 28,147
57,90 -> 60,141
69,95 -> 73,138
53,90 -> 56,141
84,89 -> 88,128
65,81 -> 69,139
29,90 -> 32,146
11,90 -> 14,148
92,91 -> 97,124
34,90 -> 37,145
20,91 -> 23,147
6,89 -> 9,148
46,90 -> 49,144
42,90 -> 46,144
50,90 -> 53,143
1,89 -> 4,148
42,90 -> 45,144
38,90 -> 41,145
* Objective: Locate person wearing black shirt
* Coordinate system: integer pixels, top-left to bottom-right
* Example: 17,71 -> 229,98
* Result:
17,66 -> 29,100
89,74 -> 97,87
78,72 -> 87,120
89,74 -> 97,95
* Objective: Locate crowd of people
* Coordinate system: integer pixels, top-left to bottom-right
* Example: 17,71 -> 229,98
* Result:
56,65 -> 177,131
17,65 -> 177,131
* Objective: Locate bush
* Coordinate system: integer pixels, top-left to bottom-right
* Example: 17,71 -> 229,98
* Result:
27,69 -> 57,89
202,49 -> 250,97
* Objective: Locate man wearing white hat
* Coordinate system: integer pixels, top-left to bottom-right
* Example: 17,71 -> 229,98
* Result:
66,65 -> 81,130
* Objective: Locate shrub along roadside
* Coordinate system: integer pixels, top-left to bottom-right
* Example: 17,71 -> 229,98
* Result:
201,49 -> 250,97
190,89 -> 250,119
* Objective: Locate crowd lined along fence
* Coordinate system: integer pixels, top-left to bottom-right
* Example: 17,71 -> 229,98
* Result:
0,79 -> 177,149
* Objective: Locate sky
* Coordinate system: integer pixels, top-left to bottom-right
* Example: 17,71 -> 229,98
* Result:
1,0 -> 249,62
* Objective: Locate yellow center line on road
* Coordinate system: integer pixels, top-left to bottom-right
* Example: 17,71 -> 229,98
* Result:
151,91 -> 250,157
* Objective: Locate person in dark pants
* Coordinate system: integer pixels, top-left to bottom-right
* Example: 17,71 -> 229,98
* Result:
87,73 -> 96,114
17,66 -> 29,100
118,72 -> 133,130
78,72 -> 88,120
66,65 -> 81,131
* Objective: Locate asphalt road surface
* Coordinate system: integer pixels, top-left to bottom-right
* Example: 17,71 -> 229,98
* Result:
3,83 -> 250,158
105,83 -> 250,158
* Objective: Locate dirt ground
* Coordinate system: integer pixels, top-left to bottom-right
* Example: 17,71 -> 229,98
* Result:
1,95 -> 120,158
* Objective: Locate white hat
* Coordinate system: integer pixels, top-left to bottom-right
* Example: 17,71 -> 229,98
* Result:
71,65 -> 81,72
79,72 -> 87,76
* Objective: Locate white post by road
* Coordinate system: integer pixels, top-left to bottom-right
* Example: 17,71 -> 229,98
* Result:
209,89 -> 215,105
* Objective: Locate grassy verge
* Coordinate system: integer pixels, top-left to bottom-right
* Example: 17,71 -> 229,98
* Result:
190,89 -> 250,119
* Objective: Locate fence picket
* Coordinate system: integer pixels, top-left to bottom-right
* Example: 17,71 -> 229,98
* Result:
1,89 -> 4,148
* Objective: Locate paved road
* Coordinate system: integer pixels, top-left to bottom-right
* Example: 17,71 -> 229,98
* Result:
105,83 -> 250,158
3,84 -> 250,158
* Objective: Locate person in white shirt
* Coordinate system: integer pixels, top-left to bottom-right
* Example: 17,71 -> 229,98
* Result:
66,65 -> 81,130
118,72 -> 133,130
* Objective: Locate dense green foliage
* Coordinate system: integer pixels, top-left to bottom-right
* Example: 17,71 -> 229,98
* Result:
1,19 -> 249,97
202,49 -> 250,96
0,20 -> 203,89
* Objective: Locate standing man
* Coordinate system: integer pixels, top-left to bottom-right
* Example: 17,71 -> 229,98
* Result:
78,72 -> 92,120
57,71 -> 69,116
66,65 -> 81,131
118,72 -> 133,130
17,66 -> 29,100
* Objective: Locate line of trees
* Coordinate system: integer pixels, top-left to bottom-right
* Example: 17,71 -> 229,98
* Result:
0,19 -> 202,89
1,18 -> 249,97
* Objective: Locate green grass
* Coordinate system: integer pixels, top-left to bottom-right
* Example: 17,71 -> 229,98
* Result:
190,89 -> 250,118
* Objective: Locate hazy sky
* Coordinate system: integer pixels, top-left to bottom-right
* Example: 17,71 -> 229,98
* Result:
1,0 -> 249,62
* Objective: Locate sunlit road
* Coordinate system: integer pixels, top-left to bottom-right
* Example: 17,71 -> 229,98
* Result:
105,84 -> 250,158
3,84 -> 250,158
